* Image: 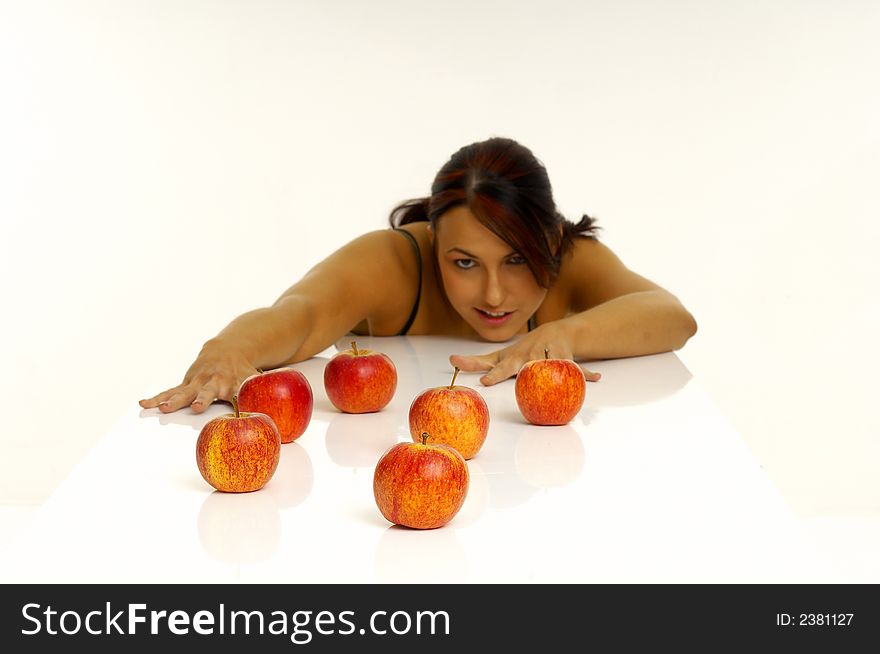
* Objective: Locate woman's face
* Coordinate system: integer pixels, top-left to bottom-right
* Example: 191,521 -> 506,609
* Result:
432,205 -> 547,342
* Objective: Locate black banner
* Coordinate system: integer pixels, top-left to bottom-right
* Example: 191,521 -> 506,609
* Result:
1,583 -> 877,651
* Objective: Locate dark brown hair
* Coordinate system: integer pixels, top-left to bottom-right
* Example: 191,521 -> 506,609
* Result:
389,136 -> 599,287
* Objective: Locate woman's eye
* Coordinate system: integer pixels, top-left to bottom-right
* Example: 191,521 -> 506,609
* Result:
507,255 -> 527,265
454,259 -> 476,270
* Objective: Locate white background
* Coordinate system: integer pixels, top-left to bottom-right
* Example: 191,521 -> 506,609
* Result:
1,0 -> 878,566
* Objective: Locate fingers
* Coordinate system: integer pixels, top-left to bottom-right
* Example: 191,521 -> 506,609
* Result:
189,387 -> 220,414
154,387 -> 199,413
581,366 -> 602,382
478,344 -> 548,386
139,385 -> 185,410
449,351 -> 501,372
471,337 -> 599,387
481,361 -> 601,386
190,377 -> 238,412
479,357 -> 522,386
139,377 -> 238,414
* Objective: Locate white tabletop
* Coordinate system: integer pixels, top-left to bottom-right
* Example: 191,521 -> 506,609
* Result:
0,336 -> 840,583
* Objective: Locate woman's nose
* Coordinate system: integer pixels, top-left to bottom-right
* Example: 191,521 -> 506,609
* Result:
483,271 -> 505,307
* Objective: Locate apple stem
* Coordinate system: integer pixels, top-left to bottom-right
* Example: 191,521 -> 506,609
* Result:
420,432 -> 430,445
450,366 -> 460,389
544,347 -> 550,359
351,340 -> 359,356
232,394 -> 240,418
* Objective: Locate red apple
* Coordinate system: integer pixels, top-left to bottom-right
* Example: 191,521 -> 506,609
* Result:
408,366 -> 489,459
515,348 -> 586,425
323,340 -> 397,413
373,432 -> 469,529
237,367 -> 313,443
196,395 -> 281,492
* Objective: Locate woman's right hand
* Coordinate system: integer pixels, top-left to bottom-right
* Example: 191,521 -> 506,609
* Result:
139,342 -> 259,414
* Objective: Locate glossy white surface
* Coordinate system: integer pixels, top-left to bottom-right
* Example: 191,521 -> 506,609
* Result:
1,336 -> 839,583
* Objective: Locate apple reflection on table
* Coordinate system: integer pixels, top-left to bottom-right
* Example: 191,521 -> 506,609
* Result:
197,490 -> 281,566
374,524 -> 470,583
513,423 -> 586,489
196,442 -> 314,565
468,405 -> 594,508
324,410 -> 405,473
470,425 -> 538,510
450,458 -> 490,526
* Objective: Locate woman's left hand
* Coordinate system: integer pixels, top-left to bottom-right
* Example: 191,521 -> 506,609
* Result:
449,324 -> 601,386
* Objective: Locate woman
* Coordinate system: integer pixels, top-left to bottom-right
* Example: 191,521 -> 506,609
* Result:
140,137 -> 697,414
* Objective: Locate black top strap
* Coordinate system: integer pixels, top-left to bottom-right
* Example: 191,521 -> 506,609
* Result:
391,228 -> 422,336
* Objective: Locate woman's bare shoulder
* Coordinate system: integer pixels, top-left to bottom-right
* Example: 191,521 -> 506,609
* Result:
562,236 -> 624,269
278,228 -> 419,307
349,223 -> 430,282
306,226 -> 426,334
389,221 -> 431,255
559,237 -> 663,310
312,227 -> 418,271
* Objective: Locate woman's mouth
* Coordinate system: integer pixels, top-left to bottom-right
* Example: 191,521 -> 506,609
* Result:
475,308 -> 514,326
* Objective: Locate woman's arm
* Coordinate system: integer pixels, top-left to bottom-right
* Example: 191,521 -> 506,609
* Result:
139,230 -> 416,413
451,239 -> 697,385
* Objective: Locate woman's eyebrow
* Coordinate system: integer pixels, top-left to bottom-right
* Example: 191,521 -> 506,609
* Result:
446,246 -> 518,258
446,247 -> 479,257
